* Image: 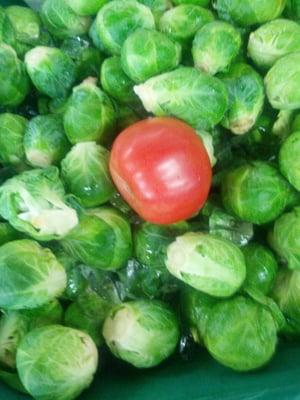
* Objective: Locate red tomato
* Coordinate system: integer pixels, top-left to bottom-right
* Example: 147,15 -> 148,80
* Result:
109,117 -> 212,224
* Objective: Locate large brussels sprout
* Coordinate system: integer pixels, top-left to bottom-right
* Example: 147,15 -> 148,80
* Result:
62,208 -> 132,271
0,167 -> 78,241
166,232 -> 246,297
0,6 -> 16,50
214,0 -> 286,27
121,28 -> 181,83
6,6 -> 41,46
0,44 -> 29,107
192,21 -> 241,75
221,162 -> 293,225
265,52 -> 300,110
279,131 -> 300,191
95,0 -> 155,55
16,325 -> 98,400
103,300 -> 179,368
248,19 -> 300,70
0,240 -> 66,310
41,0 -> 91,39
137,0 -> 171,22
63,78 -> 116,145
204,296 -> 278,371
0,113 -> 27,166
66,0 -> 108,16
134,67 -> 228,130
61,142 -> 115,208
220,63 -> 264,135
25,46 -> 76,99
24,115 -> 70,168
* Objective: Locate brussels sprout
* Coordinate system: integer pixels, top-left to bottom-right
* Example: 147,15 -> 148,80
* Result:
25,46 -> 76,99
272,109 -> 294,141
192,21 -> 241,75
100,56 -> 140,106
286,0 -> 300,21
95,0 -> 155,55
0,44 -> 29,107
265,52 -> 300,110
166,232 -> 246,297
16,325 -> 98,400
41,0 -> 91,39
279,131 -> 300,191
63,78 -> 116,144
6,6 -> 41,47
214,0 -> 286,27
62,207 -> 132,271
0,167 -> 78,240
0,113 -> 27,166
103,300 -> 179,368
24,115 -> 70,168
61,142 -> 115,207
221,162 -> 293,225
0,240 -> 66,310
195,130 -> 216,166
137,0 -> 172,22
37,96 -> 50,115
248,19 -> 300,70
49,97 -> 69,115
0,6 -> 16,50
66,0 -> 108,16
134,67 -> 228,130
121,29 -> 181,83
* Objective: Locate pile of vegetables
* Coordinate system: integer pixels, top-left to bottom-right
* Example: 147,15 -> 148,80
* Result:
0,0 -> 300,399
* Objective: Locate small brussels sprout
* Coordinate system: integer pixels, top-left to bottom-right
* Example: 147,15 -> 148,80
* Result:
61,142 -> 115,208
0,167 -> 78,240
265,52 -> 300,110
134,67 -> 228,130
0,240 -> 66,310
192,21 -> 241,75
0,113 -> 27,166
214,0 -> 286,27
103,300 -> 179,368
279,131 -> 300,191
62,208 -> 132,271
0,44 -> 29,107
100,56 -> 140,106
248,19 -> 300,70
121,28 -> 181,83
25,46 -> 76,99
41,0 -> 91,39
221,162 -> 293,225
63,78 -> 116,144
66,0 -> 108,16
6,6 -> 41,46
95,0 -> 155,55
0,6 -> 16,50
24,115 -> 70,168
166,232 -> 246,297
16,325 -> 98,400
137,0 -> 172,22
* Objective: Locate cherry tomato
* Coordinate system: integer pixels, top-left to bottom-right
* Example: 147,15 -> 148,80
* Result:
109,117 -> 212,224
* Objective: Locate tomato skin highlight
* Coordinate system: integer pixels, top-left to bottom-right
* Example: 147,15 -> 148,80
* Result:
109,117 -> 212,224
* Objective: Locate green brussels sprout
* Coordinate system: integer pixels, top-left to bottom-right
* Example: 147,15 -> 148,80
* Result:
103,300 -> 179,368
0,240 -> 66,310
16,325 -> 98,400
286,0 -> 300,21
121,28 -> 181,83
100,56 -> 140,106
248,19 -> 300,70
265,52 -> 300,110
66,0 -> 109,16
41,0 -> 91,39
221,162 -> 293,225
95,0 -> 155,55
0,113 -> 27,166
0,44 -> 29,107
220,63 -> 264,135
214,0 -> 286,27
243,243 -> 278,295
0,6 -> 16,50
272,109 -> 294,141
0,167 -> 78,241
62,207 -> 132,271
63,78 -> 116,145
48,97 -> 69,115
192,21 -> 241,75
166,232 -> 246,297
0,223 -> 20,246
137,0 -> 172,23
37,96 -> 50,115
61,142 -> 115,208
134,67 -> 228,130
6,6 -> 41,46
24,115 -> 70,168
204,296 -> 278,371
25,46 -> 76,99
279,131 -> 300,191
